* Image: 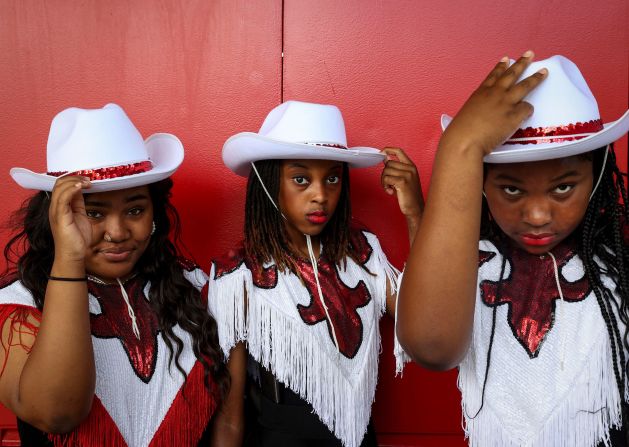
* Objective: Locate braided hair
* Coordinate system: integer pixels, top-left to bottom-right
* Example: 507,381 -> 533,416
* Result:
2,179 -> 230,398
244,159 -> 365,273
474,144 -> 629,419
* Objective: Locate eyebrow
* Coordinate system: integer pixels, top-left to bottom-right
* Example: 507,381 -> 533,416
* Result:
492,173 -> 523,183
84,194 -> 149,207
286,162 -> 310,169
549,171 -> 581,182
493,171 -> 582,183
286,162 -> 343,170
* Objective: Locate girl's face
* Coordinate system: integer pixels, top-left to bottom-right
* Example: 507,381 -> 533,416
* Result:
278,159 -> 343,246
83,186 -> 154,281
484,155 -> 593,255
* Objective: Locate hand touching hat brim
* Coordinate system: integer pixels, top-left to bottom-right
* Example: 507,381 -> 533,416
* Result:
10,133 -> 183,192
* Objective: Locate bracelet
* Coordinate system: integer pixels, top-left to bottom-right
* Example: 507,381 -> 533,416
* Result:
48,275 -> 88,282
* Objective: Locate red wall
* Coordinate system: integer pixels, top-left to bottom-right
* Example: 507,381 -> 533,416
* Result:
0,1 -> 627,445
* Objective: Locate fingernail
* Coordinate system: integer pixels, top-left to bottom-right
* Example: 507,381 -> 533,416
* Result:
500,56 -> 509,63
537,68 -> 548,75
523,50 -> 533,58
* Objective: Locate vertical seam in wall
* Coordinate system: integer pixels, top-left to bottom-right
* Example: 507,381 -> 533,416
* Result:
281,0 -> 285,103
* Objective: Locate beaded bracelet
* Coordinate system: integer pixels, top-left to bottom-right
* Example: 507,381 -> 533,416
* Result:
48,275 -> 88,282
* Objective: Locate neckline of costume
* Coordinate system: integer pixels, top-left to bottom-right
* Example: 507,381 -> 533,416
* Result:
87,272 -> 142,340
87,272 -> 140,286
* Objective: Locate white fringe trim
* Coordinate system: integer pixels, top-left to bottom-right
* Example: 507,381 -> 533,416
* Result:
459,329 -> 623,447
208,232 -> 403,447
359,232 -> 409,375
393,268 -> 411,375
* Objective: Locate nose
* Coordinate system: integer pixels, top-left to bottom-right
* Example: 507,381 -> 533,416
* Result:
310,180 -> 328,204
522,196 -> 552,228
102,215 -> 130,242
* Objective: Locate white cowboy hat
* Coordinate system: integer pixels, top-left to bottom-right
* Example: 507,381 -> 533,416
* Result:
222,100 -> 384,176
10,103 -> 184,192
441,55 -> 629,163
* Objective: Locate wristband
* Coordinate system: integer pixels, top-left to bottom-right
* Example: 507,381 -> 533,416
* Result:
48,275 -> 88,282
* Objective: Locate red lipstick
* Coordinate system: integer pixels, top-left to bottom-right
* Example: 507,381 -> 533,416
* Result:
520,233 -> 555,247
306,211 -> 328,225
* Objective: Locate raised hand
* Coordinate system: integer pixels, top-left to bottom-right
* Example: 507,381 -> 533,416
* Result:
48,176 -> 92,264
441,51 -> 547,156
381,147 -> 423,244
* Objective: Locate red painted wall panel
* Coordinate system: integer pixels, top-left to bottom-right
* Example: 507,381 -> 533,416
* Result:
0,0 -> 282,443
282,1 -> 628,444
0,0 -> 282,261
0,0 -> 628,445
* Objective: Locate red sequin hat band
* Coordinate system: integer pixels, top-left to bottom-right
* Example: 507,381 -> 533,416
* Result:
505,119 -> 603,145
47,160 -> 153,180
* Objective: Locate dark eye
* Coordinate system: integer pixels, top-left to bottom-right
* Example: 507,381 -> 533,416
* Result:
327,176 -> 340,185
293,176 -> 309,186
128,207 -> 144,216
86,210 -> 103,219
553,184 -> 574,194
502,186 -> 521,196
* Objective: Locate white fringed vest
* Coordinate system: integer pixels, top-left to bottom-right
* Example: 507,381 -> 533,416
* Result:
0,265 -> 215,447
459,239 -> 627,447
208,225 -> 407,447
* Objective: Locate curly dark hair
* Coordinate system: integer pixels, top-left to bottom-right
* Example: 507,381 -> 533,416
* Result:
473,145 -> 629,423
2,178 -> 229,398
244,160 -> 367,273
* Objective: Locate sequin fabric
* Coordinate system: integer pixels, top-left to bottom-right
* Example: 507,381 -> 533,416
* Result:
213,224 -> 374,359
89,276 -> 160,383
506,119 -> 603,145
47,160 -> 152,180
479,242 -> 590,358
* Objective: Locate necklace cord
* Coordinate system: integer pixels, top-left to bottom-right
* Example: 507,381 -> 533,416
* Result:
548,252 -> 567,370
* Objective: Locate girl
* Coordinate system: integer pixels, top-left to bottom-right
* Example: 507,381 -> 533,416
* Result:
0,103 -> 244,446
397,52 -> 629,446
208,100 -> 422,447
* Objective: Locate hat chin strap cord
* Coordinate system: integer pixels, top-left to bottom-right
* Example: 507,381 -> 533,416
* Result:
250,162 -> 341,353
547,252 -> 566,371
589,144 -> 609,202
116,277 -> 141,340
305,232 -> 341,352
88,274 -> 141,340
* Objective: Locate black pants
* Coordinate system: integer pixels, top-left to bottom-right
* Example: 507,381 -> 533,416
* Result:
246,381 -> 378,447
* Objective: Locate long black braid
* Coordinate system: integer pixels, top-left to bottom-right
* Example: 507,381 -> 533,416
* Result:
579,146 -> 629,423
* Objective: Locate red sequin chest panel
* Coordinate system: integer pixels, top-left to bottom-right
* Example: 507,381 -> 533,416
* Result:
213,225 -> 375,359
478,242 -> 590,358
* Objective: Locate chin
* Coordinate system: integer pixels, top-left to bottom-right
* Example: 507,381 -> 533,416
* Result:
88,264 -> 135,281
303,229 -> 326,238
516,241 -> 562,256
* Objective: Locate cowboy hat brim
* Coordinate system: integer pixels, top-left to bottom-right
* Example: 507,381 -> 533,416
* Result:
223,132 -> 385,177
440,109 -> 629,163
10,133 -> 184,193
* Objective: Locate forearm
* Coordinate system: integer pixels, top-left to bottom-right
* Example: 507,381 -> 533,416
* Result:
406,212 -> 422,247
397,140 -> 483,369
210,342 -> 245,447
16,258 -> 95,431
